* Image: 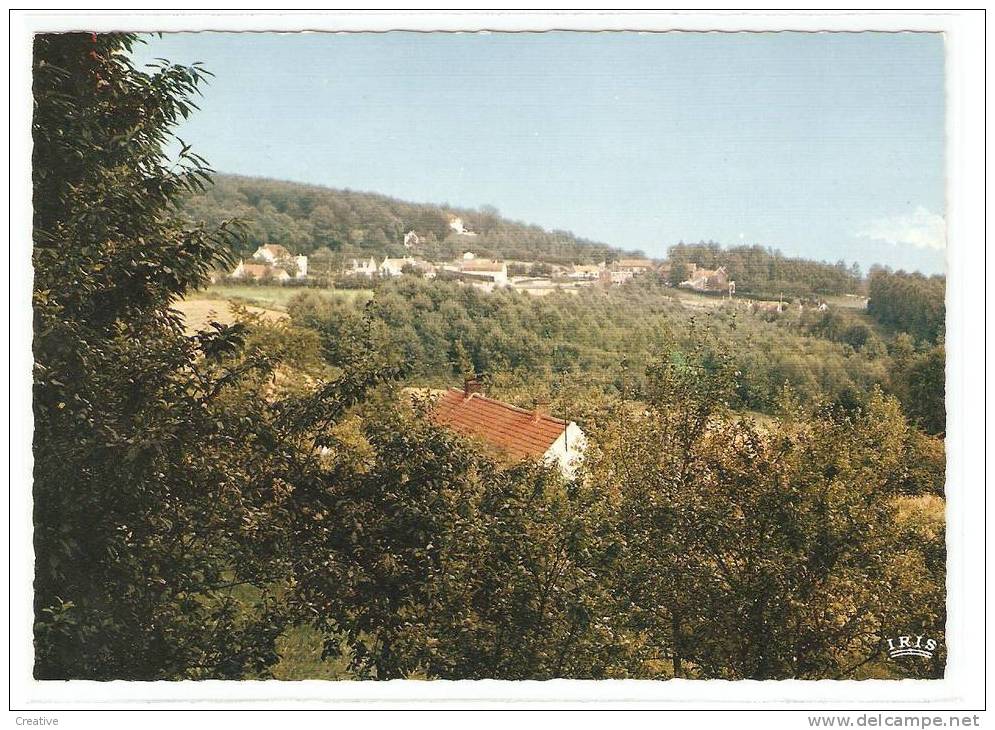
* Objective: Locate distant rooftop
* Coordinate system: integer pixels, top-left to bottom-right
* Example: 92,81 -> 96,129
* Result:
460,260 -> 506,272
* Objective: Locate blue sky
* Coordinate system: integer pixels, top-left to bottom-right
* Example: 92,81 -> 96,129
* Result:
132,31 -> 946,274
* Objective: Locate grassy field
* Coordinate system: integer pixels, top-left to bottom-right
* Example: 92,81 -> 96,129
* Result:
172,298 -> 288,334
176,285 -> 371,333
823,293 -> 870,309
271,625 -> 353,680
669,286 -> 871,314
186,284 -> 374,312
665,286 -> 732,309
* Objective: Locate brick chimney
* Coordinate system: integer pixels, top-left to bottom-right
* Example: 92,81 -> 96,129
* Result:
533,399 -> 550,422
464,376 -> 483,397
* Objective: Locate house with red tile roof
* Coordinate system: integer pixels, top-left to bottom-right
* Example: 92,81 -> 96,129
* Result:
458,258 -> 508,286
568,263 -> 605,280
679,263 -> 734,294
254,243 -> 292,262
432,379 -> 586,478
251,244 -> 308,278
230,260 -> 291,282
614,258 -> 655,273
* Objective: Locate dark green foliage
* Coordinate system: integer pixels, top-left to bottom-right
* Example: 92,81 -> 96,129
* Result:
867,268 -> 946,343
32,31 -> 254,678
286,399 -> 637,680
31,32 -> 397,679
33,33 -> 229,330
668,241 -> 862,297
286,276 -> 904,419
799,308 -> 875,351
864,269 -> 945,433
889,337 -> 946,435
181,174 -> 637,265
588,340 -> 946,679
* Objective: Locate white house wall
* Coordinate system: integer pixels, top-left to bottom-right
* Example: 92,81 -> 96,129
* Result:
543,421 -> 587,478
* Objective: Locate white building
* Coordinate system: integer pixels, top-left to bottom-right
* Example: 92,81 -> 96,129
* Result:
380,256 -> 418,277
252,244 -> 291,264
403,231 -> 420,248
568,263 -> 604,280
346,257 -> 378,278
543,421 -> 588,479
230,260 -> 291,283
459,258 -> 508,286
251,244 -> 308,279
448,215 -> 478,237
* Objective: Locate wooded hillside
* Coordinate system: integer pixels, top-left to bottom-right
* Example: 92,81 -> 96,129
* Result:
867,268 -> 946,343
667,241 -> 864,297
181,174 -> 637,265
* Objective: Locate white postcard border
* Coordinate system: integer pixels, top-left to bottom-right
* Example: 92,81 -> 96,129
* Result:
7,9 -> 986,711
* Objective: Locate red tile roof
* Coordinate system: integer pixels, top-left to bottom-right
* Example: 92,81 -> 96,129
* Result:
616,258 -> 655,269
258,244 -> 292,259
432,388 -> 567,461
238,262 -> 289,279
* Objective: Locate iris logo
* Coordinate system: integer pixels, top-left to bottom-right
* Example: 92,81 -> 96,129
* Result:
886,635 -> 937,659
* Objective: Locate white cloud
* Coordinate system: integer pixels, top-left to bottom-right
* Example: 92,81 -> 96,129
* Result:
856,207 -> 946,251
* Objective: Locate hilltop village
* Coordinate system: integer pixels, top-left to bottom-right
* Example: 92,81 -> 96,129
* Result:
226,213 -> 746,298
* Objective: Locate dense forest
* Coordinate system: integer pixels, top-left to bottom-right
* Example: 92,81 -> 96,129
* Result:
865,268 -> 946,434
667,241 -> 864,297
287,274 -> 945,437
32,33 -> 946,683
867,268 -> 946,343
181,174 -> 636,266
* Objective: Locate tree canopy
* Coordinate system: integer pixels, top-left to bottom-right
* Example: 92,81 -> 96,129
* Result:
867,268 -> 946,343
668,241 -> 863,297
181,174 -> 638,266
32,31 -> 398,679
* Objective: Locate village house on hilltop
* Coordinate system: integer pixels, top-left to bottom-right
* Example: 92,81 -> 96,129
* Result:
253,244 -> 308,278
568,263 -> 605,280
597,257 -> 657,285
457,258 -> 508,286
230,260 -> 291,282
614,258 -> 655,275
230,244 -> 309,282
379,256 -> 417,278
346,257 -> 378,277
379,256 -> 437,279
253,243 -> 289,263
432,379 -> 586,478
679,263 -> 735,295
447,214 -> 477,237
